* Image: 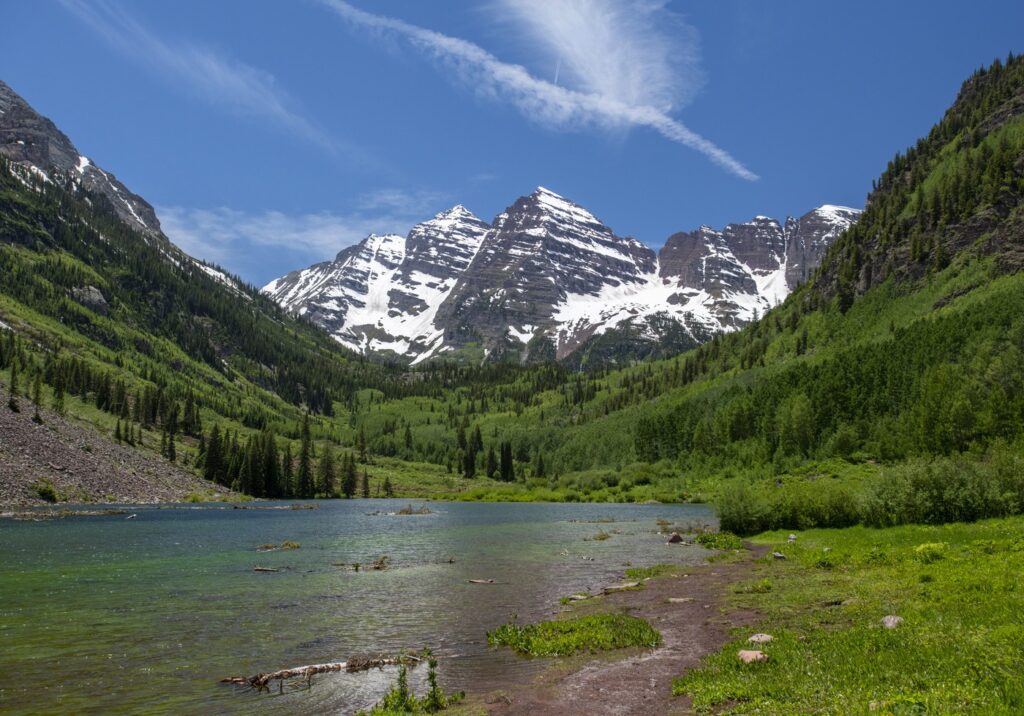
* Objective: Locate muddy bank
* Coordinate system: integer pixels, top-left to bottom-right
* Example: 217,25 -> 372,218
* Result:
469,546 -> 766,715
0,399 -> 230,506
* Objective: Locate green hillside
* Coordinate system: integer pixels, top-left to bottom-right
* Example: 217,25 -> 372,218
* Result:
2,55 -> 1022,513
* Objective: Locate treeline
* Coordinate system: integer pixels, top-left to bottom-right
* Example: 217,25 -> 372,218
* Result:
198,417 -> 387,499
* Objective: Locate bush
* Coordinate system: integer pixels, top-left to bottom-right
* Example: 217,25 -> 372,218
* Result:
33,479 -> 59,503
695,531 -> 744,550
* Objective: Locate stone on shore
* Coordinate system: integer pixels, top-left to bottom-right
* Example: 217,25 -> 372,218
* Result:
738,650 -> 768,663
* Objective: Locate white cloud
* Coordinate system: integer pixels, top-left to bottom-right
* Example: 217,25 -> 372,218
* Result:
59,0 -> 337,152
320,0 -> 756,180
496,0 -> 703,112
158,189 -> 448,281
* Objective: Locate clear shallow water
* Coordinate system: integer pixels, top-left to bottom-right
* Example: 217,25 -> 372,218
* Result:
0,500 -> 715,715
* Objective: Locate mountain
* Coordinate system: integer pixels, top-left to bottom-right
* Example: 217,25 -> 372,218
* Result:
0,79 -> 401,501
0,80 -> 160,236
265,187 -> 860,366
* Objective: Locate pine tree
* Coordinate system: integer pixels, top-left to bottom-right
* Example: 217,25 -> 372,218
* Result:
317,444 -> 336,497
297,415 -> 314,498
31,372 -> 42,424
383,475 -> 394,498
7,359 -> 19,412
499,441 -> 514,482
361,467 -> 370,498
280,443 -> 294,497
52,367 -> 65,415
341,452 -> 357,498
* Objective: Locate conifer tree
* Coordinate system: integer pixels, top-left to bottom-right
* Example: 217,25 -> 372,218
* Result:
296,414 -> 314,498
341,452 -> 358,498
7,359 -> 19,412
361,467 -> 370,498
317,444 -> 336,497
52,368 -> 65,415
383,475 -> 394,498
280,443 -> 294,497
31,372 -> 42,424
485,445 -> 498,479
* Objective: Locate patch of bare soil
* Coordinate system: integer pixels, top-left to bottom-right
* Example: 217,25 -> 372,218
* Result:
474,547 -> 767,716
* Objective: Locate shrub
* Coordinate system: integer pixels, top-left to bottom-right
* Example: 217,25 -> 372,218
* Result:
33,479 -> 59,503
695,531 -> 744,550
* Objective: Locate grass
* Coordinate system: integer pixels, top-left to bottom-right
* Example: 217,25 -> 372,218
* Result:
673,516 -> 1024,714
624,564 -> 680,581
487,614 -> 662,657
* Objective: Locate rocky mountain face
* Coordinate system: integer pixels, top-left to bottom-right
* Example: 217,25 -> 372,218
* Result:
0,80 -> 248,298
0,80 -> 161,236
266,188 -> 860,366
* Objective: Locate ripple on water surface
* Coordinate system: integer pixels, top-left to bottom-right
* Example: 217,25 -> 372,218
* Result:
0,500 -> 716,714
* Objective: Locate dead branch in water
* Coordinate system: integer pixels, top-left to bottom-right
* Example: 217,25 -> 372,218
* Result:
221,654 -> 422,693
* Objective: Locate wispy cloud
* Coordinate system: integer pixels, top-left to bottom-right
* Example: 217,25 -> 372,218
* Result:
158,189 -> 449,284
320,0 -> 756,180
496,0 -> 703,112
58,0 -> 338,152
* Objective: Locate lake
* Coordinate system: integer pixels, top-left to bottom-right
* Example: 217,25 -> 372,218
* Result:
0,500 -> 716,714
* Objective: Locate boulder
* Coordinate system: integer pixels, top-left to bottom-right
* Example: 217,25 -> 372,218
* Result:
666,532 -> 684,544
772,551 -> 787,560
881,615 -> 904,629
748,633 -> 773,644
71,285 -> 109,315
738,650 -> 768,664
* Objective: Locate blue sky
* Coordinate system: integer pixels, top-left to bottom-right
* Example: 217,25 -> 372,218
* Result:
4,1 -> 1023,285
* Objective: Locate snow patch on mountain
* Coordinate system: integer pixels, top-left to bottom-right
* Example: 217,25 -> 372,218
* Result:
264,188 -> 861,364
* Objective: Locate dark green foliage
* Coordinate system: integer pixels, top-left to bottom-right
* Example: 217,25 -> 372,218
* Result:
718,440 -> 1024,535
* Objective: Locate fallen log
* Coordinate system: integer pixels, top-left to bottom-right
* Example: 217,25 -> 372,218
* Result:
468,579 -> 495,584
253,566 -> 279,573
222,655 -> 422,693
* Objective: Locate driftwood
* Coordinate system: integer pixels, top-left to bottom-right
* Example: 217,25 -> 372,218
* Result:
221,655 -> 422,693
253,566 -> 279,573
468,579 -> 495,584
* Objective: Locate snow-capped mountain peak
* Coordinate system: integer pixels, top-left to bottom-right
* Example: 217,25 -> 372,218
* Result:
264,189 -> 861,366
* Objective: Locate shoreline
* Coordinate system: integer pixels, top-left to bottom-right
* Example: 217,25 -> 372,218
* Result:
460,544 -> 766,715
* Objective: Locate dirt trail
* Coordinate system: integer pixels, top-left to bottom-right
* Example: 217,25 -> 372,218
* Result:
474,546 -> 766,716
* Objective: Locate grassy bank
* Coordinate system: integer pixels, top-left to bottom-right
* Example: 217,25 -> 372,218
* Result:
674,516 -> 1024,714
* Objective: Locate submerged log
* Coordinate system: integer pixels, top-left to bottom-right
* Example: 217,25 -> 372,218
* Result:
222,655 -> 421,693
468,579 -> 495,584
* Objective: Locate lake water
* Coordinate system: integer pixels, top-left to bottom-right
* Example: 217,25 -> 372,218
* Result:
0,500 -> 716,714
